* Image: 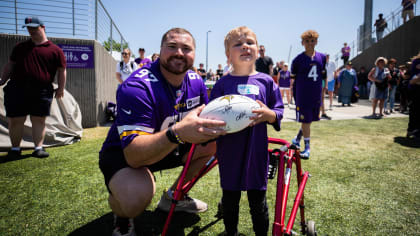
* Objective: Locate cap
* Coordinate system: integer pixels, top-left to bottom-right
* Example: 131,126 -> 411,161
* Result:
346,61 -> 353,66
22,16 -> 44,28
283,63 -> 289,67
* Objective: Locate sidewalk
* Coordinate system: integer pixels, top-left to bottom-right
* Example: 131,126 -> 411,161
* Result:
281,97 -> 408,122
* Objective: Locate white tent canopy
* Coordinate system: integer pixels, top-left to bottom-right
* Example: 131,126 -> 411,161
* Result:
0,86 -> 83,150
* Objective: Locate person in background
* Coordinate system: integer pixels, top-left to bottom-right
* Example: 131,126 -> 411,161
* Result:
197,63 -> 207,82
277,63 -> 292,107
255,45 -> 274,76
0,16 -> 66,158
341,43 -> 350,65
216,64 -> 224,80
407,52 -> 420,138
134,48 -> 151,68
290,29 -> 327,159
357,66 -> 369,99
402,0 -> 416,23
384,58 -> 399,114
374,14 -> 387,41
368,57 -> 391,118
325,54 -> 337,109
151,53 -> 159,62
116,48 -> 138,84
337,61 -> 358,107
398,64 -> 409,113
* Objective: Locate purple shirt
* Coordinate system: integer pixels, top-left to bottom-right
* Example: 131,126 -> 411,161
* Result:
210,72 -> 284,191
341,46 -> 350,57
278,70 -> 291,87
134,57 -> 152,68
291,52 -> 326,108
101,59 -> 207,152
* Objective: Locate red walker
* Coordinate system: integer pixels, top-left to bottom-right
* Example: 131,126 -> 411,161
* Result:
161,138 -> 317,236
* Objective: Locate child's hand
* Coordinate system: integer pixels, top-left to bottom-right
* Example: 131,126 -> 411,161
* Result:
249,100 -> 277,126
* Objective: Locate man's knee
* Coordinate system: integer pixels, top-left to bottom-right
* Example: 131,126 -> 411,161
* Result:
195,141 -> 217,160
109,167 -> 156,217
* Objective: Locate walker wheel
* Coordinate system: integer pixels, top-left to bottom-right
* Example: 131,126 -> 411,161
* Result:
306,220 -> 317,236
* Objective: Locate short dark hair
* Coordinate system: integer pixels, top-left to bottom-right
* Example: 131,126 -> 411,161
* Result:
161,28 -> 196,48
388,58 -> 397,65
138,48 -> 145,52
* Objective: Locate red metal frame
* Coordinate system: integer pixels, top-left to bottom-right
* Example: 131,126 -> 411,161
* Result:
269,137 -> 310,236
161,137 -> 312,236
161,144 -> 219,236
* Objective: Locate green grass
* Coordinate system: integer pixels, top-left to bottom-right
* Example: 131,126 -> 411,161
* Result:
0,118 -> 419,235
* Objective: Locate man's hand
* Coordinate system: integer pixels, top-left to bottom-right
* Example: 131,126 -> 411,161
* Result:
175,105 -> 226,143
249,100 -> 276,126
55,88 -> 64,99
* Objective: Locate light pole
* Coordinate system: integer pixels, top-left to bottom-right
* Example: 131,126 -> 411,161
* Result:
206,30 -> 211,73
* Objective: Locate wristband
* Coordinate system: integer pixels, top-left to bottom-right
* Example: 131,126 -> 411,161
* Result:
172,124 -> 185,144
166,126 -> 184,144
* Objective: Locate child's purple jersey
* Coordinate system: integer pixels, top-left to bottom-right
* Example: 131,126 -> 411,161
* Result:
278,70 -> 291,87
101,59 -> 207,152
291,52 -> 326,108
210,72 -> 284,191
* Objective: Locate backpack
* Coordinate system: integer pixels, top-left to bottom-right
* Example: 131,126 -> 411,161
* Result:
120,61 -> 135,71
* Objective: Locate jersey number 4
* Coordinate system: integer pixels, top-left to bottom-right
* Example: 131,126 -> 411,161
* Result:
308,65 -> 318,82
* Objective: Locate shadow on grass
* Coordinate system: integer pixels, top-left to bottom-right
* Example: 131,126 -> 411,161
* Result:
394,136 -> 420,148
0,153 -> 33,163
68,209 -> 201,236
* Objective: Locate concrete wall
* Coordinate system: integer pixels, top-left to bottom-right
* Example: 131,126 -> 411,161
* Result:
351,16 -> 420,70
0,34 -> 119,128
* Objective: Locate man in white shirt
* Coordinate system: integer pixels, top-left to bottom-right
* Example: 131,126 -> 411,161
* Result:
116,48 -> 138,83
325,54 -> 337,109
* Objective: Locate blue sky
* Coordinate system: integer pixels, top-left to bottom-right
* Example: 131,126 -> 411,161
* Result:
101,0 -> 417,70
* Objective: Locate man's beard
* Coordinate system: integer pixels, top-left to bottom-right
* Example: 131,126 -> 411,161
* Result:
160,55 -> 192,75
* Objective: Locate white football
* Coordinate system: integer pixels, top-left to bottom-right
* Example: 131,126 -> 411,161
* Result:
200,94 -> 261,133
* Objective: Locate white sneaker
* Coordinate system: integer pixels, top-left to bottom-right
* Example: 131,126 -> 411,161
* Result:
157,190 -> 208,213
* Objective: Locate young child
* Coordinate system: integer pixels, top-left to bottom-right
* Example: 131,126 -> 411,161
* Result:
290,30 -> 327,159
210,26 -> 284,236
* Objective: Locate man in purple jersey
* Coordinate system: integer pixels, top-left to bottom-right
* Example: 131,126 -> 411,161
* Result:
99,28 -> 226,236
134,48 -> 152,68
290,30 -> 326,159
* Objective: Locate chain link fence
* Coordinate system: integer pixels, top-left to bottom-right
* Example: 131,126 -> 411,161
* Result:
0,0 -> 131,58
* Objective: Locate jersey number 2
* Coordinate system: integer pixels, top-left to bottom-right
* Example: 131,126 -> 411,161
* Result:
308,65 -> 318,82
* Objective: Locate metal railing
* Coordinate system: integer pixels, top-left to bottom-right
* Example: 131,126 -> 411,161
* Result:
0,0 -> 131,58
334,2 -> 418,67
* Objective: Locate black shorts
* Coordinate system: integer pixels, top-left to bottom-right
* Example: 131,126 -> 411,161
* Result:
3,81 -> 54,117
99,144 -> 192,193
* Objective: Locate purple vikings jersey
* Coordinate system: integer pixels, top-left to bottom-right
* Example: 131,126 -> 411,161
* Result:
101,59 -> 207,152
291,52 -> 326,108
278,70 -> 291,87
210,73 -> 284,191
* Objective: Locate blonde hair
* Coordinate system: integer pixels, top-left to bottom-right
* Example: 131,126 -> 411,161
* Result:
224,26 -> 258,55
301,30 -> 319,40
375,57 -> 388,66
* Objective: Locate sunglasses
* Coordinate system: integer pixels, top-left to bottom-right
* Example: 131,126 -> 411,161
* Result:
122,52 -> 129,55
304,39 -> 317,43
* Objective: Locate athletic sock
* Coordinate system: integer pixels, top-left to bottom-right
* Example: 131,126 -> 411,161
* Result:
304,138 -> 310,151
295,129 -> 303,142
34,146 -> 43,151
11,147 -> 21,152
